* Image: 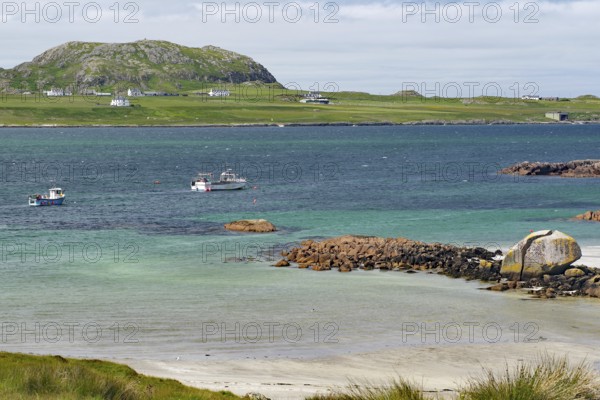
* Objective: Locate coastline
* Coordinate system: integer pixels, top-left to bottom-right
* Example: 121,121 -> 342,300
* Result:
110,245 -> 600,399
122,341 -> 600,400
0,121 -> 593,129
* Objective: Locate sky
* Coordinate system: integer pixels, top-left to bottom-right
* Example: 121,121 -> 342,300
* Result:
0,0 -> 598,97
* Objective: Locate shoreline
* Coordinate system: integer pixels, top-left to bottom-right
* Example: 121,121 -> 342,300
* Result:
0,121 -> 594,129
122,341 -> 600,399
100,246 -> 600,398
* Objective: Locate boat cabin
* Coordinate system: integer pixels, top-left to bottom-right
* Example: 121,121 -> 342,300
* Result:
48,188 -> 64,199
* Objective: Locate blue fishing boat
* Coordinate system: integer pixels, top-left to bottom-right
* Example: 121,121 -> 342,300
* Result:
28,188 -> 66,206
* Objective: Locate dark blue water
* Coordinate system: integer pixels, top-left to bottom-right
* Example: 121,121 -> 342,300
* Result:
1,125 -> 599,243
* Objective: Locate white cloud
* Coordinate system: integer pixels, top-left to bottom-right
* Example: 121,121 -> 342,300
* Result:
0,0 -> 598,96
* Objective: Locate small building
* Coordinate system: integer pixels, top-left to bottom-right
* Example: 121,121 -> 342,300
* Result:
45,88 -> 71,97
304,91 -> 323,99
545,112 -> 569,121
209,89 -> 230,97
300,91 -> 330,104
110,96 -> 131,107
96,92 -> 112,97
521,95 -> 541,101
128,88 -> 143,97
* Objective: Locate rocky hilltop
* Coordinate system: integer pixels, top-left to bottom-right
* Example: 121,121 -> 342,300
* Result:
0,40 -> 277,92
500,160 -> 600,177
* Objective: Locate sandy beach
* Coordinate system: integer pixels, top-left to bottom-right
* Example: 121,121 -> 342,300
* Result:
121,246 -> 600,399
125,341 -> 600,399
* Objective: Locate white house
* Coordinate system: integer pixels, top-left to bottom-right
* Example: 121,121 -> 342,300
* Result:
110,96 -> 131,107
45,88 -> 72,97
128,88 -> 143,97
209,89 -> 230,97
305,91 -> 323,99
521,95 -> 541,101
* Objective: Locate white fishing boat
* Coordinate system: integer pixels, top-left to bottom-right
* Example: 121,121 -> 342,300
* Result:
191,173 -> 213,192
29,188 -> 65,206
212,170 -> 247,191
191,170 -> 247,191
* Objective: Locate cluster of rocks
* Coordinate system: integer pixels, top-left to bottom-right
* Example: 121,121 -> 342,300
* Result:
575,210 -> 600,222
276,235 -> 503,281
275,231 -> 600,300
500,160 -> 600,177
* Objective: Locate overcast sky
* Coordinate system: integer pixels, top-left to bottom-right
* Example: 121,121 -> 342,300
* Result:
0,0 -> 598,96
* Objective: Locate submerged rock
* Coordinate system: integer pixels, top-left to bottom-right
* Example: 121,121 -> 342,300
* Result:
224,219 -> 277,233
501,230 -> 582,280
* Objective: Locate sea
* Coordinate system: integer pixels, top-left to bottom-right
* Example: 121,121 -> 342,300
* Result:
0,125 -> 599,362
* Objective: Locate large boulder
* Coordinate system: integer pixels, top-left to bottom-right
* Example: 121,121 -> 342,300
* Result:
224,219 -> 277,233
501,230 -> 582,280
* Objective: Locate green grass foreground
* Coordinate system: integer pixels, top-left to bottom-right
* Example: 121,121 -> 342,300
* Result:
0,90 -> 599,126
309,355 -> 600,400
0,352 -> 240,400
0,352 -> 599,399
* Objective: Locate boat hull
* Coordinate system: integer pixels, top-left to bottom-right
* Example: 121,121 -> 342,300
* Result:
191,183 -> 212,192
29,197 -> 65,207
211,182 -> 246,190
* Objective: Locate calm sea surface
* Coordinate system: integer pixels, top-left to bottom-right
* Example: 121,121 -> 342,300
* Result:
0,125 -> 599,361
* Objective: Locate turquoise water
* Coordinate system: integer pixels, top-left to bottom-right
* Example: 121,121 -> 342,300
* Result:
0,125 -> 599,361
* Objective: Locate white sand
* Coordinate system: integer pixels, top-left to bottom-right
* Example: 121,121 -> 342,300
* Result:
580,246 -> 600,269
123,341 -> 600,399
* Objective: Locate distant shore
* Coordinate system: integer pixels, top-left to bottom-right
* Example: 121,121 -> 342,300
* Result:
0,120 -> 594,129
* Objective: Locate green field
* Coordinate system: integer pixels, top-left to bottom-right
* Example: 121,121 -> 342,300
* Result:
1,90 -> 599,126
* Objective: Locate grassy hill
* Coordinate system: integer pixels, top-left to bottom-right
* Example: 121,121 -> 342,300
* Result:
0,40 -> 278,93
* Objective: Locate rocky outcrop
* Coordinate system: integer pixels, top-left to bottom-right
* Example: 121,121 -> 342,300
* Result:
225,219 -> 277,233
275,234 -> 600,299
501,230 -> 582,280
575,210 -> 600,222
500,160 -> 600,177
278,235 -> 502,281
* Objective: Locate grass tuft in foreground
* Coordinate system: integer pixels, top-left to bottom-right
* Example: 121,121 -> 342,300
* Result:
306,378 -> 431,400
308,355 -> 600,400
459,355 -> 600,400
0,352 -> 240,400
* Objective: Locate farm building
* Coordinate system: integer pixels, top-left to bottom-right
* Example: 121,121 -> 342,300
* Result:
545,112 -> 569,121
